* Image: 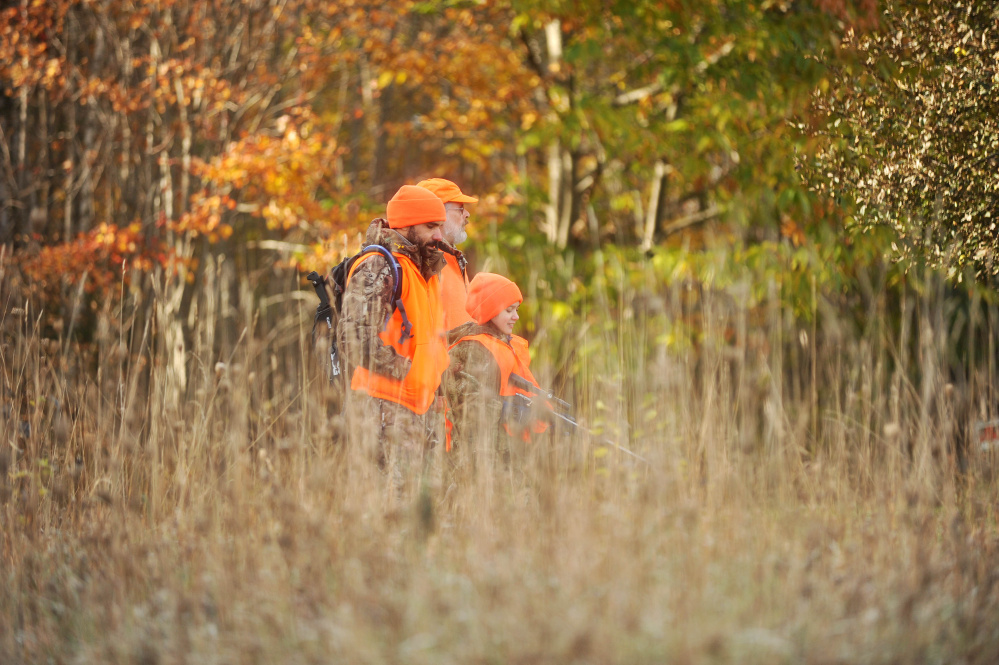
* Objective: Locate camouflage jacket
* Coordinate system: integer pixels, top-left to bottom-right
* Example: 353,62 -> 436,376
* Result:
444,321 -> 509,445
336,218 -> 447,382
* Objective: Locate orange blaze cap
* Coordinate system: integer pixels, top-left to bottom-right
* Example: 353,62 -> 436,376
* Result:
466,272 -> 523,325
416,178 -> 479,204
386,185 -> 447,229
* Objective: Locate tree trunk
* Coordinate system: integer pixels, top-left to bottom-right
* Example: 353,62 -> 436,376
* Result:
16,35 -> 28,245
556,148 -> 575,249
543,18 -> 565,247
545,141 -> 561,244
79,20 -> 105,234
64,65 -> 76,242
145,36 -> 160,240
359,55 -> 381,189
175,77 -> 192,215
641,160 -> 668,252
34,89 -> 50,238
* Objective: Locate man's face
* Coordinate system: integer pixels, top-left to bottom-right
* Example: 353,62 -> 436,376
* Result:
407,220 -> 444,248
442,202 -> 470,245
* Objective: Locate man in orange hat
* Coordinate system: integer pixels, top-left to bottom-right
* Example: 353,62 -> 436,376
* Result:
415,178 -> 478,330
337,185 -> 452,486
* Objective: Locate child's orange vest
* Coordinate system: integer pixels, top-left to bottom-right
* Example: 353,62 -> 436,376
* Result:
451,333 -> 549,439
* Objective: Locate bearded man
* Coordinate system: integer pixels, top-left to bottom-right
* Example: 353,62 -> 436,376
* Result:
337,185 -> 451,481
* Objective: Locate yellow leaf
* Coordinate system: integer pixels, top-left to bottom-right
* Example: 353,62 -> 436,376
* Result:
550,301 -> 572,322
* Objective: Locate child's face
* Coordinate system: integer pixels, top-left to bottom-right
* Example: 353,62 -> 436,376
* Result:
490,302 -> 521,335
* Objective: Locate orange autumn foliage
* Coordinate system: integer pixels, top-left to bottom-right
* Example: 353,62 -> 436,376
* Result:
20,223 -> 156,296
192,110 -> 341,234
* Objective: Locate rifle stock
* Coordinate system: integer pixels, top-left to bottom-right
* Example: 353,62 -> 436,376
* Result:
305,271 -> 340,376
306,271 -> 331,326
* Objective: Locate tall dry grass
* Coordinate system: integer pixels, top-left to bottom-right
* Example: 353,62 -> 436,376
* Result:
2,250 -> 998,665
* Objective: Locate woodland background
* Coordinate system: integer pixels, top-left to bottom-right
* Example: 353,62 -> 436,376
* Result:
2,0 -> 998,367
3,1 -> 999,663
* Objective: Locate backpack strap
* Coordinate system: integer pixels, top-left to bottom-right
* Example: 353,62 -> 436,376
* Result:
348,245 -> 413,345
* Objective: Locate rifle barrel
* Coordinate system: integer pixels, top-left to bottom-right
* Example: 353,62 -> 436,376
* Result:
508,376 -> 649,464
509,373 -> 572,410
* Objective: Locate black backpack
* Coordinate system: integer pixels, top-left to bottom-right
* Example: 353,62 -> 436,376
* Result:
306,245 -> 413,380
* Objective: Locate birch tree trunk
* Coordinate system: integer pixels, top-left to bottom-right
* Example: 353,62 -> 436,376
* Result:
545,141 -> 561,244
175,77 -> 192,213
144,36 -> 160,241
641,160 -> 668,252
543,19 -> 565,247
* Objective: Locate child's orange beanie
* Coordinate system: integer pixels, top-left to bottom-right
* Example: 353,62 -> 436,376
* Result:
386,185 -> 447,229
466,273 -> 523,325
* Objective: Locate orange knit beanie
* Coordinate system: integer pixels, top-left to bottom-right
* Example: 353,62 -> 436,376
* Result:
466,272 -> 523,325
386,185 -> 447,229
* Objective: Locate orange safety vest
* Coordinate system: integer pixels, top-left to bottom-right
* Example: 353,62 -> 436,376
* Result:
440,253 -> 472,329
347,252 -> 449,415
453,333 -> 549,438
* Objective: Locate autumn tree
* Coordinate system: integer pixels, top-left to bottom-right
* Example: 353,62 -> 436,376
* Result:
0,0 -> 884,386
490,0 -> 878,250
806,0 -> 999,277
0,0 -> 348,399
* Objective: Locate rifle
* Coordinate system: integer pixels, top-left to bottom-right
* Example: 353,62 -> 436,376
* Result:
507,374 -> 648,464
306,271 -> 340,377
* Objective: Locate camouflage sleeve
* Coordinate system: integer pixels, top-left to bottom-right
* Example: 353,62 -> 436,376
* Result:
446,339 -> 503,440
446,321 -> 477,345
336,255 -> 411,380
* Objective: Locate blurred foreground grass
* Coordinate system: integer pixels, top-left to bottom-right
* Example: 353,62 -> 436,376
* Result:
2,255 -> 998,664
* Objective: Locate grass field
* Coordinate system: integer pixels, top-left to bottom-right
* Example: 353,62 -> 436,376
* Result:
2,258 -> 998,664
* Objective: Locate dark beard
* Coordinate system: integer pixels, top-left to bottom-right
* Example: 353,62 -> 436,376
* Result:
418,240 -> 446,279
